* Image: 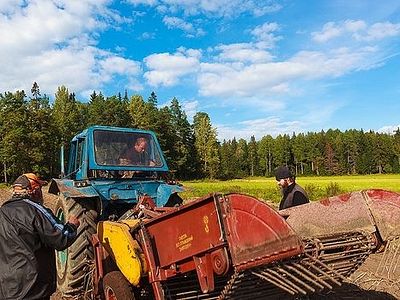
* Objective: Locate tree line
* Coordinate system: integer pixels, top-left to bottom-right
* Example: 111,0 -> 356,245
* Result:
1,83 -> 399,182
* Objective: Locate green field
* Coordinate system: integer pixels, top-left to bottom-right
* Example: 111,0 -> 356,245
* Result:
180,174 -> 400,204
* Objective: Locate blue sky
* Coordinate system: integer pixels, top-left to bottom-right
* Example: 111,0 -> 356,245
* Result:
1,1 -> 400,140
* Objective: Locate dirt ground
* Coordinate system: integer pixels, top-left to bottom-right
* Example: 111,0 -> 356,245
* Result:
0,188 -> 399,300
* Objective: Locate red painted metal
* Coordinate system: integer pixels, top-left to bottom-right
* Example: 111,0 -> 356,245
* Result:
139,193 -> 304,294
220,194 -> 303,271
193,253 -> 214,293
93,190 -> 400,299
143,194 -> 225,269
210,248 -> 229,275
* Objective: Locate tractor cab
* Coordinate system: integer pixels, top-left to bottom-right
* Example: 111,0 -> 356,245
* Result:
65,126 -> 169,180
49,126 -> 183,220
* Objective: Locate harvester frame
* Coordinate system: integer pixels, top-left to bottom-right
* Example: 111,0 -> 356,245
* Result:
90,189 -> 399,300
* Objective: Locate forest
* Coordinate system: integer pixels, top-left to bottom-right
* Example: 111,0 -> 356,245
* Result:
1,83 -> 400,182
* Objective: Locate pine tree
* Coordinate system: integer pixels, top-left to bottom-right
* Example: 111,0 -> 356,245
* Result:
26,85 -> 56,177
258,135 -> 274,176
0,91 -> 29,181
393,128 -> 400,172
169,98 -> 197,179
248,135 -> 259,176
193,112 -> 220,178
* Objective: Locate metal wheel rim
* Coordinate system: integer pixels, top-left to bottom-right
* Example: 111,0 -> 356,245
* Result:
105,286 -> 117,300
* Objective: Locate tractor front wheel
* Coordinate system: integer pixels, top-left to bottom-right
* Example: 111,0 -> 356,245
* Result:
103,271 -> 136,300
55,195 -> 98,297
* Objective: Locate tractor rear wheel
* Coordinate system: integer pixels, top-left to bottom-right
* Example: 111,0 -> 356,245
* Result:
103,271 -> 136,300
55,195 -> 98,297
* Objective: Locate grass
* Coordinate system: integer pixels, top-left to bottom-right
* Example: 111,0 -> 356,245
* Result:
180,174 -> 400,204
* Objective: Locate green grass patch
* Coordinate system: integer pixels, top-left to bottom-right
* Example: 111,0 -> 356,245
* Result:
180,174 -> 400,203
0,183 -> 9,189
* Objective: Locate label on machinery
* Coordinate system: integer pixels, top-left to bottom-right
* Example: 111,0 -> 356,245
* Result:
176,233 -> 194,252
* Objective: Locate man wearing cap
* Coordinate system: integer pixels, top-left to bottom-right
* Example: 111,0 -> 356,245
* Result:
275,166 -> 309,210
0,173 -> 80,300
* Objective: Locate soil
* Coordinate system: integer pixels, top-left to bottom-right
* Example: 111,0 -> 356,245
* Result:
0,188 -> 398,300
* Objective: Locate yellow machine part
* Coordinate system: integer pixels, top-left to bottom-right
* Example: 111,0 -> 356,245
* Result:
97,219 -> 147,286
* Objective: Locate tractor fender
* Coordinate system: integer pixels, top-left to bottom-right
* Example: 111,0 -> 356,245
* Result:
48,178 -> 100,199
156,183 -> 185,206
97,220 -> 146,286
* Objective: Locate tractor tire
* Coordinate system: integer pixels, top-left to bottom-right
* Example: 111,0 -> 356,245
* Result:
103,271 -> 136,300
55,195 -> 98,297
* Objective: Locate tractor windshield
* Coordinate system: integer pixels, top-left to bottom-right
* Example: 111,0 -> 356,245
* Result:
93,130 -> 163,168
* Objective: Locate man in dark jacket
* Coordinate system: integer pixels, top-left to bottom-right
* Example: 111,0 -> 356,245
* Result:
275,166 -> 309,210
0,173 -> 80,300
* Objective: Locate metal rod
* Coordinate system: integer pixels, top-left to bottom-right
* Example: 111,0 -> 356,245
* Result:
301,259 -> 339,284
251,270 -> 297,295
284,264 -> 325,290
263,268 -> 308,295
304,253 -> 347,283
276,266 -> 316,293
291,262 -> 333,289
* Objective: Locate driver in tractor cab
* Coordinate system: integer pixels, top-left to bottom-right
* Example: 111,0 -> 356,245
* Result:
119,136 -> 155,167
0,173 -> 80,300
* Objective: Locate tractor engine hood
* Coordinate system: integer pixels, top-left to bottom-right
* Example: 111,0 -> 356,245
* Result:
49,178 -> 184,207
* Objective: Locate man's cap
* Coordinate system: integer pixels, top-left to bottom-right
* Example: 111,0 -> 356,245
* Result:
275,166 -> 293,180
13,173 -> 47,191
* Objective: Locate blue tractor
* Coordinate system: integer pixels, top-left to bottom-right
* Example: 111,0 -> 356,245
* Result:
48,126 -> 184,297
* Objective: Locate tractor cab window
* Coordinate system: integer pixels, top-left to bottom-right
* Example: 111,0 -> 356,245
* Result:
93,130 -> 163,167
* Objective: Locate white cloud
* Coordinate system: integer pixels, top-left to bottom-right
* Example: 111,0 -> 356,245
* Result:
182,100 -> 199,120
99,56 -> 141,80
216,43 -> 273,63
144,48 -> 201,86
0,0 -> 141,97
312,20 -> 400,43
216,117 -> 304,140
126,0 -> 282,17
128,0 -> 159,5
195,21 -> 389,99
251,22 -> 281,48
344,20 -> 367,32
312,22 -> 342,43
0,0 -> 24,15
139,32 -> 156,40
377,124 -> 400,134
360,22 -> 400,41
163,16 -> 205,37
198,42 -> 382,99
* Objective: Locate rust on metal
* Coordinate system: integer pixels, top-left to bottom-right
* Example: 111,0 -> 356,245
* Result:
220,193 -> 303,270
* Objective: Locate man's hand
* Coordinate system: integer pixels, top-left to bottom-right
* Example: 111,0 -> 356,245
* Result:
68,215 -> 80,228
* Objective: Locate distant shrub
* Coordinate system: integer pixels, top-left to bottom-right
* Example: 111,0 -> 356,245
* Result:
304,183 -> 324,201
325,182 -> 344,197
